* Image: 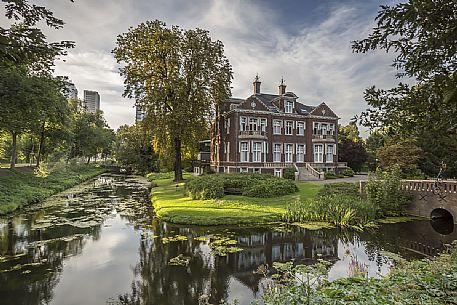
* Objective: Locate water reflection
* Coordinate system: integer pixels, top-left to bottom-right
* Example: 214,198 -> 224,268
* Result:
0,174 -> 456,305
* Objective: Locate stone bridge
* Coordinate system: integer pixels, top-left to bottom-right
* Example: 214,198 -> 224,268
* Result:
401,180 -> 457,224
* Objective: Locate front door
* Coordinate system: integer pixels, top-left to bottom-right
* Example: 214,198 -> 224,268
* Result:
314,144 -> 323,163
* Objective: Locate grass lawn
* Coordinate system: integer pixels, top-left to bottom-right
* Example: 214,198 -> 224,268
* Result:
151,175 -> 322,226
0,164 -> 106,214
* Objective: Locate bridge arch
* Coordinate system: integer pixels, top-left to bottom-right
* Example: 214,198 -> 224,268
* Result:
431,208 -> 454,221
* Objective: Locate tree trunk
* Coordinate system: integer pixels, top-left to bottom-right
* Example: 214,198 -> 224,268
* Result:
10,132 -> 17,169
173,136 -> 183,182
36,121 -> 46,167
87,156 -> 91,164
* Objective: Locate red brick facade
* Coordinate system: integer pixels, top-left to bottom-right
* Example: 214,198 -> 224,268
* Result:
211,79 -> 342,177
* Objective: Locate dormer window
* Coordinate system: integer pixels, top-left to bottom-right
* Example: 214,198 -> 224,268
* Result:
285,101 -> 293,113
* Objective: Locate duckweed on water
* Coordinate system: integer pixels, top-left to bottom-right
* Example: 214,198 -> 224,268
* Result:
169,254 -> 191,266
162,235 -> 188,244
194,236 -> 210,242
209,237 -> 243,256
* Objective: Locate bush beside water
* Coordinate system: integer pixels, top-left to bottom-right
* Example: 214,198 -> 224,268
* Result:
185,173 -> 298,199
283,167 -> 411,228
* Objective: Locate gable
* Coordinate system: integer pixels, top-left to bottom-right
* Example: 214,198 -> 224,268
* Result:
310,102 -> 338,118
237,96 -> 270,111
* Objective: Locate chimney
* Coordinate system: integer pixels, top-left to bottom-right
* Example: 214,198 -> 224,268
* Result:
278,77 -> 286,95
253,74 -> 261,94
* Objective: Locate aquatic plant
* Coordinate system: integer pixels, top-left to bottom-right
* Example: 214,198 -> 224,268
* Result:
169,254 -> 191,266
209,236 -> 243,256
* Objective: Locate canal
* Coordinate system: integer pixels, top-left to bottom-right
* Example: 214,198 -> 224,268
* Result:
1,173 -> 456,305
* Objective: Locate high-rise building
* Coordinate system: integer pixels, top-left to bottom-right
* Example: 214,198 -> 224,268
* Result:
64,81 -> 78,100
83,90 -> 100,113
135,105 -> 146,123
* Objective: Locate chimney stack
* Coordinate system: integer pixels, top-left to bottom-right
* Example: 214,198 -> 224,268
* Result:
253,74 -> 261,94
278,77 -> 286,95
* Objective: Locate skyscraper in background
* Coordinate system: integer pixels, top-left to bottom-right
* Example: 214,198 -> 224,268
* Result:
136,105 -> 146,123
83,90 -> 100,113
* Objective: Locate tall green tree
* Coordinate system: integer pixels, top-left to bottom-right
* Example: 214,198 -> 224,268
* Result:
115,124 -> 158,174
352,0 -> 457,134
113,20 -> 232,181
338,123 -> 368,172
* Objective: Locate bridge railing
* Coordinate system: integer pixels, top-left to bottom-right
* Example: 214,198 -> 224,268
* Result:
400,180 -> 457,193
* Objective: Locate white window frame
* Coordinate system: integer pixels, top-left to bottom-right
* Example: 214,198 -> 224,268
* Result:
240,167 -> 248,173
252,142 -> 262,162
249,118 -> 258,131
260,118 -> 267,132
297,121 -> 305,136
314,144 -> 323,163
273,120 -> 282,135
326,144 -> 334,163
226,118 -> 230,134
296,144 -> 305,163
285,101 -> 293,113
240,142 -> 248,162
273,143 -> 282,162
285,121 -> 293,135
274,168 -> 282,177
226,142 -> 230,161
285,144 -> 293,163
240,117 -> 247,131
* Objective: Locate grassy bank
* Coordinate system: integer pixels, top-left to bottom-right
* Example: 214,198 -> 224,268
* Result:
0,164 -> 106,214
151,175 -> 322,226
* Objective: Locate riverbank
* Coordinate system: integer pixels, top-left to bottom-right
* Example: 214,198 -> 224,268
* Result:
0,164 -> 106,214
151,175 -> 322,226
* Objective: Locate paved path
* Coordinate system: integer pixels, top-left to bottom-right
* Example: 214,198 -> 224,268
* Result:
303,175 -> 369,184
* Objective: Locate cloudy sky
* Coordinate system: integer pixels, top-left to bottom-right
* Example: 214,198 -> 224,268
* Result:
3,0 -> 403,131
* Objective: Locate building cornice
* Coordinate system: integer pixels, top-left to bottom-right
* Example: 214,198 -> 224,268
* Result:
222,109 -> 339,120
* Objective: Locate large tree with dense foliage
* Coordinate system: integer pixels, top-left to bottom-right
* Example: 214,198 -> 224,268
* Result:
115,124 -> 158,174
113,20 -> 232,181
352,0 -> 457,177
338,123 -> 368,172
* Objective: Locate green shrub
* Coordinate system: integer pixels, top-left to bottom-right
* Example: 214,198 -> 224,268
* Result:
146,171 -> 174,181
185,173 -> 298,200
282,195 -> 375,227
317,182 -> 359,198
242,178 -> 298,198
366,165 -> 411,217
283,167 -> 297,180
341,167 -> 355,177
324,171 -> 337,179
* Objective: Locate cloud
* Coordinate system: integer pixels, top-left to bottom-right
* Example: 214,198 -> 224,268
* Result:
28,0 -> 406,131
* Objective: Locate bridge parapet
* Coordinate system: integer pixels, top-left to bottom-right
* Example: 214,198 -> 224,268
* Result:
401,180 -> 457,194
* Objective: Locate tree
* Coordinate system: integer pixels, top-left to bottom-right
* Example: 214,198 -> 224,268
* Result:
352,0 -> 457,135
115,124 -> 158,174
113,20 -> 232,181
338,123 -> 368,172
377,138 -> 423,176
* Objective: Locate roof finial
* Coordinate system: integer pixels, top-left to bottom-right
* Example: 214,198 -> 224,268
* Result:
254,73 -> 260,82
280,76 -> 284,85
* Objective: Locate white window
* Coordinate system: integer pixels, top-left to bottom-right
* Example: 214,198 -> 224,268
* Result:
240,142 -> 248,162
285,144 -> 293,163
240,167 -> 248,173
297,122 -> 305,136
226,119 -> 230,134
260,118 -> 267,132
253,168 -> 261,174
296,144 -> 305,163
252,142 -> 262,162
326,144 -> 334,163
249,118 -> 258,131
274,168 -> 282,177
285,121 -> 293,135
313,122 -> 320,134
273,143 -> 282,162
314,144 -> 323,163
273,120 -> 282,135
321,123 -> 328,135
285,101 -> 293,113
240,117 -> 247,131
329,124 -> 335,135
226,142 -> 230,161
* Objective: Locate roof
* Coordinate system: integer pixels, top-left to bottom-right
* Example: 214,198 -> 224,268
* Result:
225,92 -> 324,116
